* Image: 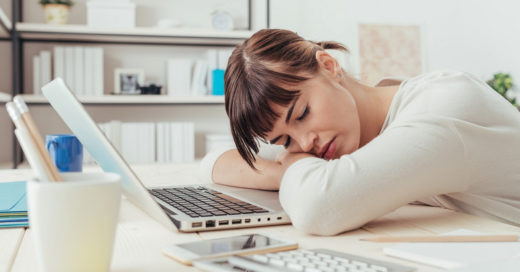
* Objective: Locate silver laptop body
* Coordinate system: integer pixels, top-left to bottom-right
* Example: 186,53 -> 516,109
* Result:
42,78 -> 290,232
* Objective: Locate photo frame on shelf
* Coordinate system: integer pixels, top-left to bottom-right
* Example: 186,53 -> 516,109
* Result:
114,68 -> 145,94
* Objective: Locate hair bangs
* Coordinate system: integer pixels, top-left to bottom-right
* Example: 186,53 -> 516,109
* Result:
226,68 -> 307,168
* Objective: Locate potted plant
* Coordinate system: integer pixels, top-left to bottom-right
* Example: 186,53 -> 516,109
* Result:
39,0 -> 73,25
487,73 -> 518,108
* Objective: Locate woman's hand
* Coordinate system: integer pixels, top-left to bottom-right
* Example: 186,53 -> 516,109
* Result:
275,150 -> 316,171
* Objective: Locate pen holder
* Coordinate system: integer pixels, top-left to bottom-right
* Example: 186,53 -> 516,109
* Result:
27,172 -> 121,272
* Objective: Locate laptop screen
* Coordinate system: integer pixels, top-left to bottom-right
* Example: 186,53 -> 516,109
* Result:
41,77 -> 175,231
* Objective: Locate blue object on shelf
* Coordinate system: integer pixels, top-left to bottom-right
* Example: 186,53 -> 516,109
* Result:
212,69 -> 225,96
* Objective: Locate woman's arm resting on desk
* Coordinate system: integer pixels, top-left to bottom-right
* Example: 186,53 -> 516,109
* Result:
279,118 -> 470,236
200,144 -> 287,190
212,150 -> 284,190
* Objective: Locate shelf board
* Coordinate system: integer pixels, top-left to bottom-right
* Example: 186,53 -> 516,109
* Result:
16,23 -> 253,45
0,92 -> 11,102
18,94 -> 225,105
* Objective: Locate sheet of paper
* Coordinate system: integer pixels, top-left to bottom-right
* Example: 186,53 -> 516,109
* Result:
383,229 -> 520,269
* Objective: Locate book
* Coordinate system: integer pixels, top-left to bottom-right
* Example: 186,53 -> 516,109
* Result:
121,122 -> 137,163
191,60 -> 208,96
183,122 -> 194,161
167,59 -> 192,96
65,47 -> 76,90
206,49 -> 218,93
53,46 -> 65,80
74,46 -> 85,95
156,122 -> 166,162
40,51 -> 51,88
84,47 -> 95,96
383,229 -> 520,269
93,47 -> 104,96
0,181 -> 28,228
170,122 -> 183,162
33,55 -> 40,94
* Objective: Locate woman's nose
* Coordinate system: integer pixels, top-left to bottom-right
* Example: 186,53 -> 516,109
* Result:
298,131 -> 317,154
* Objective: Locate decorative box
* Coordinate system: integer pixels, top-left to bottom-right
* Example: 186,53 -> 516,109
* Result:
87,1 -> 136,28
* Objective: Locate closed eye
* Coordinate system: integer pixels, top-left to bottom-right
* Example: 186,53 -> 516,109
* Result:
297,106 -> 309,121
283,106 -> 308,148
284,137 -> 291,148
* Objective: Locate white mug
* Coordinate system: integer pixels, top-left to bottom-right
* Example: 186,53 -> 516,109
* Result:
27,172 -> 121,272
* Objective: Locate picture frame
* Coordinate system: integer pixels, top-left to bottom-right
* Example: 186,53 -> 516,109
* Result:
114,68 -> 145,94
357,22 -> 426,86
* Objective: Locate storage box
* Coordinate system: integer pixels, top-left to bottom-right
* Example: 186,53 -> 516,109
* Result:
87,1 -> 136,28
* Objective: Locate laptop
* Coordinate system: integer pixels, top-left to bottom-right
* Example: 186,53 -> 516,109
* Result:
41,78 -> 291,232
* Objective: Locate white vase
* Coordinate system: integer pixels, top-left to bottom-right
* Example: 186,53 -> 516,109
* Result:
43,4 -> 70,25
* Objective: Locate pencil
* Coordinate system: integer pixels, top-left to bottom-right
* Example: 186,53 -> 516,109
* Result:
6,102 -> 61,182
361,234 -> 519,243
13,96 -> 62,181
7,102 -> 52,181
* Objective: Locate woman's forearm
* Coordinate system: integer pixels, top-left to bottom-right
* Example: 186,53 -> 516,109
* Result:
211,149 -> 284,190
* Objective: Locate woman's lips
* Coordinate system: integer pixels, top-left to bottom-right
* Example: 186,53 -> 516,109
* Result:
321,137 -> 336,160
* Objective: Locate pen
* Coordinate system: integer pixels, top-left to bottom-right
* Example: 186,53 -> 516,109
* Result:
361,234 -> 519,243
13,96 -> 61,181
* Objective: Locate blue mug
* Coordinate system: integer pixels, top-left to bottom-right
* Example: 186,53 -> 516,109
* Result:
45,134 -> 83,172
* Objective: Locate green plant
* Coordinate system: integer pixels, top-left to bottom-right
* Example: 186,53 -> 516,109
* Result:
487,73 -> 517,107
39,0 -> 73,6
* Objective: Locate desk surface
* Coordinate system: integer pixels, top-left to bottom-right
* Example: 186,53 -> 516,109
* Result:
1,163 -> 520,272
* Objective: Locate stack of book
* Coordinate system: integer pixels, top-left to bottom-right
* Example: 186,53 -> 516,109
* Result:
84,121 -> 195,164
156,122 -> 194,163
166,48 -> 234,96
0,181 -> 28,228
206,48 -> 233,94
33,46 -> 104,96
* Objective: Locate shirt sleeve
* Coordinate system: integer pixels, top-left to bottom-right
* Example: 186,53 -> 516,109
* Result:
279,116 -> 470,235
199,141 -> 285,183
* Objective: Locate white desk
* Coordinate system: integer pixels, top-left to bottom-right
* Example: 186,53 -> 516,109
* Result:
2,163 -> 520,272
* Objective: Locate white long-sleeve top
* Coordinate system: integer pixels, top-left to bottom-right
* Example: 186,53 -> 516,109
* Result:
200,70 -> 520,235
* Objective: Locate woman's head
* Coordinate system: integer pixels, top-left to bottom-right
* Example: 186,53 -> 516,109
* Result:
225,29 -> 359,168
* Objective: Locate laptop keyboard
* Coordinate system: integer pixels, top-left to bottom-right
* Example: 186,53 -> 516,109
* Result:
149,186 -> 269,218
226,248 -> 415,272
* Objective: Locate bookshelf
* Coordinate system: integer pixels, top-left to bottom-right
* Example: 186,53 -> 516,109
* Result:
19,94 -> 224,105
4,0 -> 269,168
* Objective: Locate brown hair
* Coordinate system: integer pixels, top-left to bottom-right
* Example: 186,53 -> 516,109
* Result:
224,29 -> 347,169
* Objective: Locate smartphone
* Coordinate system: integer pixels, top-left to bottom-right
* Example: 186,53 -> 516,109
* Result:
162,233 -> 298,265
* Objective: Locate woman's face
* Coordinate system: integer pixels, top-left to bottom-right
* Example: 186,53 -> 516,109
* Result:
265,70 -> 361,160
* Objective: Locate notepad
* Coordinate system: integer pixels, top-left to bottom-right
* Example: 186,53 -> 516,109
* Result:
0,181 -> 29,228
383,229 -> 520,269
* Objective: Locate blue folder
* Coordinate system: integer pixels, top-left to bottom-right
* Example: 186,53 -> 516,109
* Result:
0,181 -> 28,228
0,181 -> 27,214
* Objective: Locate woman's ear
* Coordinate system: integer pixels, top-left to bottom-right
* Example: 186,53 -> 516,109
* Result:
315,51 -> 340,80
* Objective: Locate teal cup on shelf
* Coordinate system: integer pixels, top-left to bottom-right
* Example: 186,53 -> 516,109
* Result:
212,69 -> 225,95
45,134 -> 83,172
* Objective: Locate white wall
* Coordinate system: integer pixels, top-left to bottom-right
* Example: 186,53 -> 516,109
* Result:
271,0 -> 520,83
